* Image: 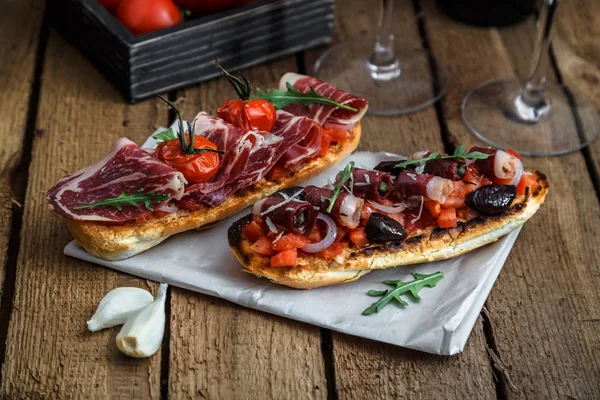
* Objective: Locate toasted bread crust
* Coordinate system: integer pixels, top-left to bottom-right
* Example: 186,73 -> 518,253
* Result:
64,123 -> 362,260
229,171 -> 549,289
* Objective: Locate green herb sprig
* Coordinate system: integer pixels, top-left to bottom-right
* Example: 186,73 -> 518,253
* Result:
325,161 -> 355,213
153,128 -> 177,143
255,82 -> 358,112
362,272 -> 444,315
156,95 -> 224,156
73,190 -> 170,212
395,146 -> 489,169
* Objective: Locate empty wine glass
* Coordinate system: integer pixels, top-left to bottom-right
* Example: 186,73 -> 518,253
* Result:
314,0 -> 445,115
462,0 -> 600,156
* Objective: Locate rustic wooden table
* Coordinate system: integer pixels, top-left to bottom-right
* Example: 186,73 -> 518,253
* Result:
1,0 -> 599,398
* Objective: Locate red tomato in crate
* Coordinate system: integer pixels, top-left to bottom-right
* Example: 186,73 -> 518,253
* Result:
174,0 -> 235,14
116,0 -> 182,36
98,0 -> 123,13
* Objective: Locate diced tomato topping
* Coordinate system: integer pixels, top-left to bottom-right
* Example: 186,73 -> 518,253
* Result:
335,226 -> 350,241
463,165 -> 482,193
517,173 -> 539,196
272,233 -> 310,252
307,226 -> 323,242
323,126 -> 352,142
243,220 -> 265,243
506,148 -> 522,160
457,207 -> 479,220
481,177 -> 494,186
135,215 -> 148,224
270,249 -> 298,267
348,227 -> 369,247
360,203 -> 376,224
250,236 -> 276,257
450,181 -> 466,197
438,207 -> 457,228
318,131 -> 332,157
424,201 -> 441,218
153,210 -> 170,218
319,242 -> 344,260
265,165 -> 288,181
442,196 -> 466,209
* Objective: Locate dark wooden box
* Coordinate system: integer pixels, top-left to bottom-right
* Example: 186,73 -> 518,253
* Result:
48,0 -> 335,102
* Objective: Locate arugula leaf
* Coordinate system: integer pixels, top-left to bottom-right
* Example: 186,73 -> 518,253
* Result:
73,190 -> 170,212
255,82 -> 358,112
325,161 -> 355,213
153,128 -> 177,143
362,272 -> 444,315
395,147 -> 489,169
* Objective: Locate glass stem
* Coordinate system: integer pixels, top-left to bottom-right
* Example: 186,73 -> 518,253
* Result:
522,0 -> 559,106
367,0 -> 400,80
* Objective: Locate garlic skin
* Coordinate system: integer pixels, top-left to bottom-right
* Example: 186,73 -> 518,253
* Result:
87,287 -> 154,332
116,283 -> 167,358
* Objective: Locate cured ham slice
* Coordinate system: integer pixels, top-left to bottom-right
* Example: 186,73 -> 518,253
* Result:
47,138 -> 186,222
341,168 -> 393,203
183,111 -> 320,207
279,73 -> 368,126
252,197 -> 317,235
392,170 -> 454,204
303,186 -> 364,228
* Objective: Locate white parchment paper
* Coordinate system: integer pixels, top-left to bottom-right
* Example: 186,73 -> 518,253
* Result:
65,126 -> 519,355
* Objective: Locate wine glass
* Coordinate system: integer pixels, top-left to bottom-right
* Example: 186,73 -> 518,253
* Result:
314,0 -> 445,115
462,0 -> 600,156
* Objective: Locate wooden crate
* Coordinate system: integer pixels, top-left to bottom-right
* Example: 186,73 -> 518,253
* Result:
48,0 -> 335,102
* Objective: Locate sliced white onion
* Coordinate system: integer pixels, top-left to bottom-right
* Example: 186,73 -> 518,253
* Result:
339,195 -> 364,229
252,198 -> 267,216
368,200 -> 407,214
156,203 -> 179,213
324,122 -> 356,131
411,150 -> 429,160
508,157 -> 524,185
426,176 -> 454,203
301,213 -> 337,253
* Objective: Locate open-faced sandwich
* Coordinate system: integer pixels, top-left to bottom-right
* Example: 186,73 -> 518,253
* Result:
46,64 -> 367,260
228,147 -> 549,289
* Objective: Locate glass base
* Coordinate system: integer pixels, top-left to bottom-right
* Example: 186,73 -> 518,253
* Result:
462,78 -> 600,156
314,39 -> 445,115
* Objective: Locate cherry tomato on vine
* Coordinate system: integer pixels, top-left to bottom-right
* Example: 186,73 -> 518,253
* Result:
97,0 -> 123,14
214,60 -> 277,132
157,135 -> 221,183
116,0 -> 182,36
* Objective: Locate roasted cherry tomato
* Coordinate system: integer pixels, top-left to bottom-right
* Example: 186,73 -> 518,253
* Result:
215,61 -> 277,132
174,0 -> 234,14
98,0 -> 123,13
116,0 -> 182,36
323,126 -> 352,142
217,99 -> 276,132
157,135 -> 220,183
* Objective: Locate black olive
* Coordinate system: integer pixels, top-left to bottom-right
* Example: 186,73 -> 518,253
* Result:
373,160 -> 415,174
274,186 -> 305,200
466,185 -> 516,216
365,213 -> 407,243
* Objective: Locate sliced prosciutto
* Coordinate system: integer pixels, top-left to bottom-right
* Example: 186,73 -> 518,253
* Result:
252,197 -> 317,235
279,73 -> 368,126
391,170 -> 454,204
341,168 -> 393,203
183,111 -> 320,207
47,138 -> 186,222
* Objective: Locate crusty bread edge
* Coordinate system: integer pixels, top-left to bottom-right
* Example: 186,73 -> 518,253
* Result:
64,123 -> 362,261
228,172 -> 549,289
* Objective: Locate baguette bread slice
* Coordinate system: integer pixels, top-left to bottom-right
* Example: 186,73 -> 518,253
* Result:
228,171 -> 549,289
65,123 -> 362,261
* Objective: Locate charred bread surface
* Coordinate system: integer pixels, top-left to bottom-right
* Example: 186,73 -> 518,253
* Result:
228,171 -> 549,289
64,123 -> 362,261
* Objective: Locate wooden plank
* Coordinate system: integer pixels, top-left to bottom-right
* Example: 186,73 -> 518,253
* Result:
553,0 -> 600,183
0,32 -> 167,398
167,58 -> 327,399
303,1 -> 496,399
422,0 -> 600,398
0,0 -> 43,297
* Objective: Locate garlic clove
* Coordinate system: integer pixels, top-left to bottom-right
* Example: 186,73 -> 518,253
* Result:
116,283 -> 167,358
87,287 -> 154,332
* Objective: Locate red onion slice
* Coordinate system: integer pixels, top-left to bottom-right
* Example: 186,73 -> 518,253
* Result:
367,200 -> 407,214
301,213 -> 337,253
508,157 -> 524,185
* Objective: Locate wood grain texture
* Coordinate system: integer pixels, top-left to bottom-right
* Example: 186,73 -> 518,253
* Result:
0,32 -> 167,399
553,0 -> 600,184
304,1 -> 496,399
166,57 -> 327,399
422,0 -> 600,398
0,0 -> 43,297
